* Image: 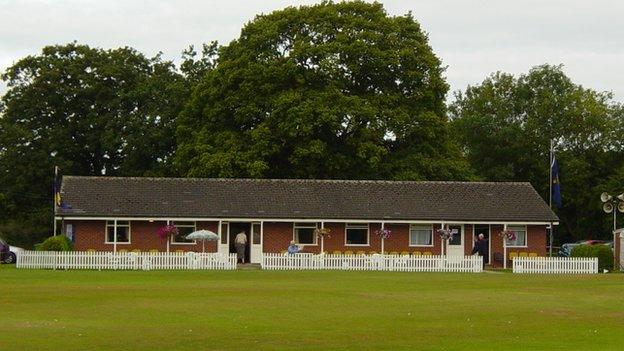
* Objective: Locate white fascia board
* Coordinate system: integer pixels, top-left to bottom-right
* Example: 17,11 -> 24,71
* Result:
55,216 -> 558,226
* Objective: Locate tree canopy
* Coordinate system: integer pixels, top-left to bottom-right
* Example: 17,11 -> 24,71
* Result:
0,43 -> 188,246
175,1 -> 472,180
2,2 -> 623,247
450,64 -> 624,241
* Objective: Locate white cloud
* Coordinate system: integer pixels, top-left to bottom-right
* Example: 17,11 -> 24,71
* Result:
0,0 -> 622,101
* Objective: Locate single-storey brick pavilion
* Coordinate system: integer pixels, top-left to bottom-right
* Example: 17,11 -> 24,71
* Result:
56,176 -> 558,267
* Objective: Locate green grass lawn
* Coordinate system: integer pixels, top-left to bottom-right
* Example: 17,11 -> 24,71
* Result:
1,266 -> 623,350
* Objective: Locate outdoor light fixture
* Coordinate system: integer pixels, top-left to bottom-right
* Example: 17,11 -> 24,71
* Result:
600,192 -> 624,232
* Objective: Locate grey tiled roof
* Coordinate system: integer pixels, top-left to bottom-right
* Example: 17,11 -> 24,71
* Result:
57,176 -> 558,222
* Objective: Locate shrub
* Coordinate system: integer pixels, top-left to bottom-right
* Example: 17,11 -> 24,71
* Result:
592,245 -> 614,271
571,244 -> 614,271
570,244 -> 592,258
37,235 -> 73,252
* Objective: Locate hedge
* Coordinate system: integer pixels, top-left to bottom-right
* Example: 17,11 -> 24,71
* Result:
37,235 -> 73,252
571,244 -> 614,271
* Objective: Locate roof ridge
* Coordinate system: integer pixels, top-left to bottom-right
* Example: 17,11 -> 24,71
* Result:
63,175 -> 531,185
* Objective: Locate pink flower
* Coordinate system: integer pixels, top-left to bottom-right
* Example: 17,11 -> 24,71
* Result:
375,229 -> 392,239
156,224 -> 178,240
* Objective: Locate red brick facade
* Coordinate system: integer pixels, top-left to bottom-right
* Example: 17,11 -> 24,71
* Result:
68,220 -> 218,252
489,225 -> 547,268
67,219 -> 547,267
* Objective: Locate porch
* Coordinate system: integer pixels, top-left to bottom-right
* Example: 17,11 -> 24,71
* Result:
215,219 -> 549,268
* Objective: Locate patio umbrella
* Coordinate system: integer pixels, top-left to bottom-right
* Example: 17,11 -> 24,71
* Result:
185,230 -> 219,253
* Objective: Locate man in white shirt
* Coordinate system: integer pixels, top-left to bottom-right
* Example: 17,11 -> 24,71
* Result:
235,231 -> 248,263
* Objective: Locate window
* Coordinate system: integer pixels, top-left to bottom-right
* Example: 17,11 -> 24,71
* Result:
505,225 -> 527,247
106,221 -> 130,244
345,223 -> 369,246
293,222 -> 317,245
409,224 -> 433,246
65,224 -> 74,243
252,222 -> 261,245
172,221 -> 196,244
448,225 -> 462,246
220,222 -> 229,244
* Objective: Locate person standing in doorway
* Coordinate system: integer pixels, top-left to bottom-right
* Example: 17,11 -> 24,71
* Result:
235,231 -> 248,263
471,233 -> 489,268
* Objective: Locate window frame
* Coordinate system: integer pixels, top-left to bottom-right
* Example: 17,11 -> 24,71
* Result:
344,223 -> 370,247
171,221 -> 197,245
505,225 -> 528,248
409,224 -> 434,247
292,222 -> 318,246
105,220 -> 131,244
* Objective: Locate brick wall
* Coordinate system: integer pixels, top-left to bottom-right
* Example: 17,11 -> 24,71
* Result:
69,220 -> 218,252
68,219 -> 548,265
262,222 -> 443,255
489,225 -> 547,268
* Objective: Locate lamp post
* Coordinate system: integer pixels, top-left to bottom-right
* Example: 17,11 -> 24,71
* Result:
600,192 -> 624,232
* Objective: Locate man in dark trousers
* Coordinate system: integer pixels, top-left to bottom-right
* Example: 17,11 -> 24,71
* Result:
471,233 -> 489,268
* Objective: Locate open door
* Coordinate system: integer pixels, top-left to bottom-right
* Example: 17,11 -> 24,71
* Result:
250,222 -> 262,264
218,222 -> 229,256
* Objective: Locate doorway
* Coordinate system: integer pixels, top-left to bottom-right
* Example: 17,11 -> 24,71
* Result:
229,222 -> 251,263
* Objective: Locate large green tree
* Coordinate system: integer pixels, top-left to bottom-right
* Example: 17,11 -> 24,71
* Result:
450,64 -> 624,242
175,1 -> 472,180
0,43 -> 188,247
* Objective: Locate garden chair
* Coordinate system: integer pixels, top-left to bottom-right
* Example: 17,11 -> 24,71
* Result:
332,250 -> 342,255
149,249 -> 159,255
344,250 -> 354,255
519,252 -> 528,257
389,251 -> 399,256
423,252 -> 432,256
175,249 -> 184,254
493,252 -> 503,263
400,251 -> 410,256
118,249 -> 128,253
528,252 -> 538,257
131,249 -> 141,253
86,249 -> 96,253
356,250 -> 366,255
412,251 -> 422,256
368,251 -> 378,255
508,252 -> 518,260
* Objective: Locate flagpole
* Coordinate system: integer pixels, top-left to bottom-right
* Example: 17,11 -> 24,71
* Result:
53,166 -> 58,236
548,140 -> 554,257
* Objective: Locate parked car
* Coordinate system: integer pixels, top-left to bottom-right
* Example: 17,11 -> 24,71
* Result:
558,239 -> 611,257
0,238 -> 17,264
0,238 -> 24,264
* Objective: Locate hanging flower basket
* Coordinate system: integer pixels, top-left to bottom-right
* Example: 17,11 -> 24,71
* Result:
156,224 -> 178,241
374,228 -> 392,240
314,227 -> 331,239
499,229 -> 517,241
437,228 -> 453,240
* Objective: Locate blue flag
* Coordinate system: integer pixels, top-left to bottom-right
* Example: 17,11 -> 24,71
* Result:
551,157 -> 562,208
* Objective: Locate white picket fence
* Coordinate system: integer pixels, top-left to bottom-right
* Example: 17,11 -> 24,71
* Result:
16,251 -> 237,271
262,253 -> 483,272
512,256 -> 598,274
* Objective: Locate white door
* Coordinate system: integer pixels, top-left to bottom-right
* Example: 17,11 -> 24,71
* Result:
446,225 -> 464,256
250,222 -> 263,264
218,222 -> 229,255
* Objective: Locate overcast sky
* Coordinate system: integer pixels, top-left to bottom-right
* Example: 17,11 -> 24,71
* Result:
1,0 -> 622,101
